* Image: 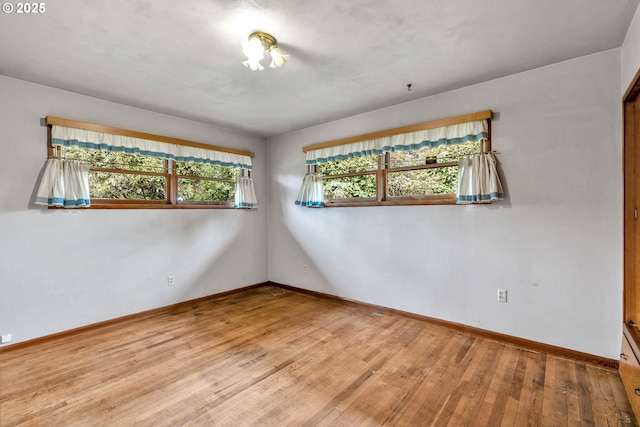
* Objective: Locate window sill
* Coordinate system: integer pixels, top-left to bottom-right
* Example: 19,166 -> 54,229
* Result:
49,201 -> 235,209
324,195 -> 456,207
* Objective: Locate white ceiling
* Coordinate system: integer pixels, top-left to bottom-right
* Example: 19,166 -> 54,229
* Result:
1,0 -> 638,137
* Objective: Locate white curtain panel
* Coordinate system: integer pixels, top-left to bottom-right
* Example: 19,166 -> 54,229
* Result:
295,173 -> 325,207
234,176 -> 258,209
52,126 -> 252,170
306,120 -> 488,165
35,158 -> 91,208
456,153 -> 504,204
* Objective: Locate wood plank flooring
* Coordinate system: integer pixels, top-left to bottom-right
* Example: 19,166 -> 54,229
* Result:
0,285 -> 636,426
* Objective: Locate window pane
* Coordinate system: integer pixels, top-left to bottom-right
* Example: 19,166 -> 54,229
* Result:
324,175 -> 376,199
317,155 -> 378,175
90,172 -> 166,200
175,162 -> 239,179
61,145 -> 164,172
176,162 -> 238,203
177,178 -> 235,203
390,140 -> 481,168
388,166 -> 458,196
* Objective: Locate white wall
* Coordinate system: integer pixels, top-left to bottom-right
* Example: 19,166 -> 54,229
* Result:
0,76 -> 268,346
268,49 -> 623,358
623,5 -> 640,91
0,45 -> 628,358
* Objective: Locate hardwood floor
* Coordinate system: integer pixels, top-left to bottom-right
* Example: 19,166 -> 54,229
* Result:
0,285 -> 636,426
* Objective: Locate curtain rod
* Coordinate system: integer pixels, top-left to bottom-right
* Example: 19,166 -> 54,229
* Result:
46,116 -> 254,158
302,110 -> 492,153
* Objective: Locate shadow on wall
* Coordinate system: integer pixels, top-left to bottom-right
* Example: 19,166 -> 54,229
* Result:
494,155 -> 511,209
28,159 -> 49,211
23,140 -> 258,308
174,209 -> 262,302
102,210 -> 249,308
276,165 -> 513,310
0,205 -> 253,345
271,172 -> 333,292
28,206 -> 244,310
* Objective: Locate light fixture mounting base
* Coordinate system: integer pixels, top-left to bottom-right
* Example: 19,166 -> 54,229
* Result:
248,31 -> 278,50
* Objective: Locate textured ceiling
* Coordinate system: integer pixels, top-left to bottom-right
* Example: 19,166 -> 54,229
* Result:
1,0 -> 638,137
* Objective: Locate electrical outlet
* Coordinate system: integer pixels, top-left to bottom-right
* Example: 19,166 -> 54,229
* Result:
1,334 -> 12,344
167,275 -> 175,286
497,289 -> 508,303
303,265 -> 308,274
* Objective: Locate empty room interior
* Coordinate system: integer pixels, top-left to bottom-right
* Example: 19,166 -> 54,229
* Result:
5,0 -> 640,425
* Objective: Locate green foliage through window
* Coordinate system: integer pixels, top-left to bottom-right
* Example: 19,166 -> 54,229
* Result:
324,175 -> 376,199
318,155 -> 377,175
61,146 -> 241,205
176,162 -> 238,203
389,140 -> 480,168
177,179 -> 235,202
62,146 -> 165,200
318,155 -> 377,200
388,167 -> 457,196
388,140 -> 480,196
91,172 -> 166,200
62,145 -> 163,171
317,139 -> 482,202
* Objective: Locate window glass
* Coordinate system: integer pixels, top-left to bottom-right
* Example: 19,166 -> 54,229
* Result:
324,175 -> 377,200
177,179 -> 236,203
90,172 -> 166,200
387,140 -> 481,197
388,167 -> 458,197
62,145 -> 163,172
61,146 -> 165,200
318,155 -> 377,200
175,162 -> 240,179
175,162 -> 239,203
317,155 -> 378,175
315,140 -> 484,203
58,146 -> 247,207
389,140 -> 481,168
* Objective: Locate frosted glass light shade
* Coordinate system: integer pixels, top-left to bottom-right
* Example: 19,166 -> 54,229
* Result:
242,37 -> 265,71
242,58 -> 264,71
269,47 -> 289,68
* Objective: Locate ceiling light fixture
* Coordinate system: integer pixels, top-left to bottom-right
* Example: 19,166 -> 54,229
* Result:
242,31 -> 288,71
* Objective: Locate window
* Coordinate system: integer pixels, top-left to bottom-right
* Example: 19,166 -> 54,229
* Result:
44,117 -> 256,209
58,146 -> 242,207
304,111 -> 492,207
318,155 -> 378,201
61,145 -> 167,202
385,138 -> 481,199
175,161 -> 240,205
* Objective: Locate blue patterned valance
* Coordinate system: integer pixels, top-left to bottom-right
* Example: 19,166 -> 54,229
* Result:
306,120 -> 488,166
52,126 -> 253,170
